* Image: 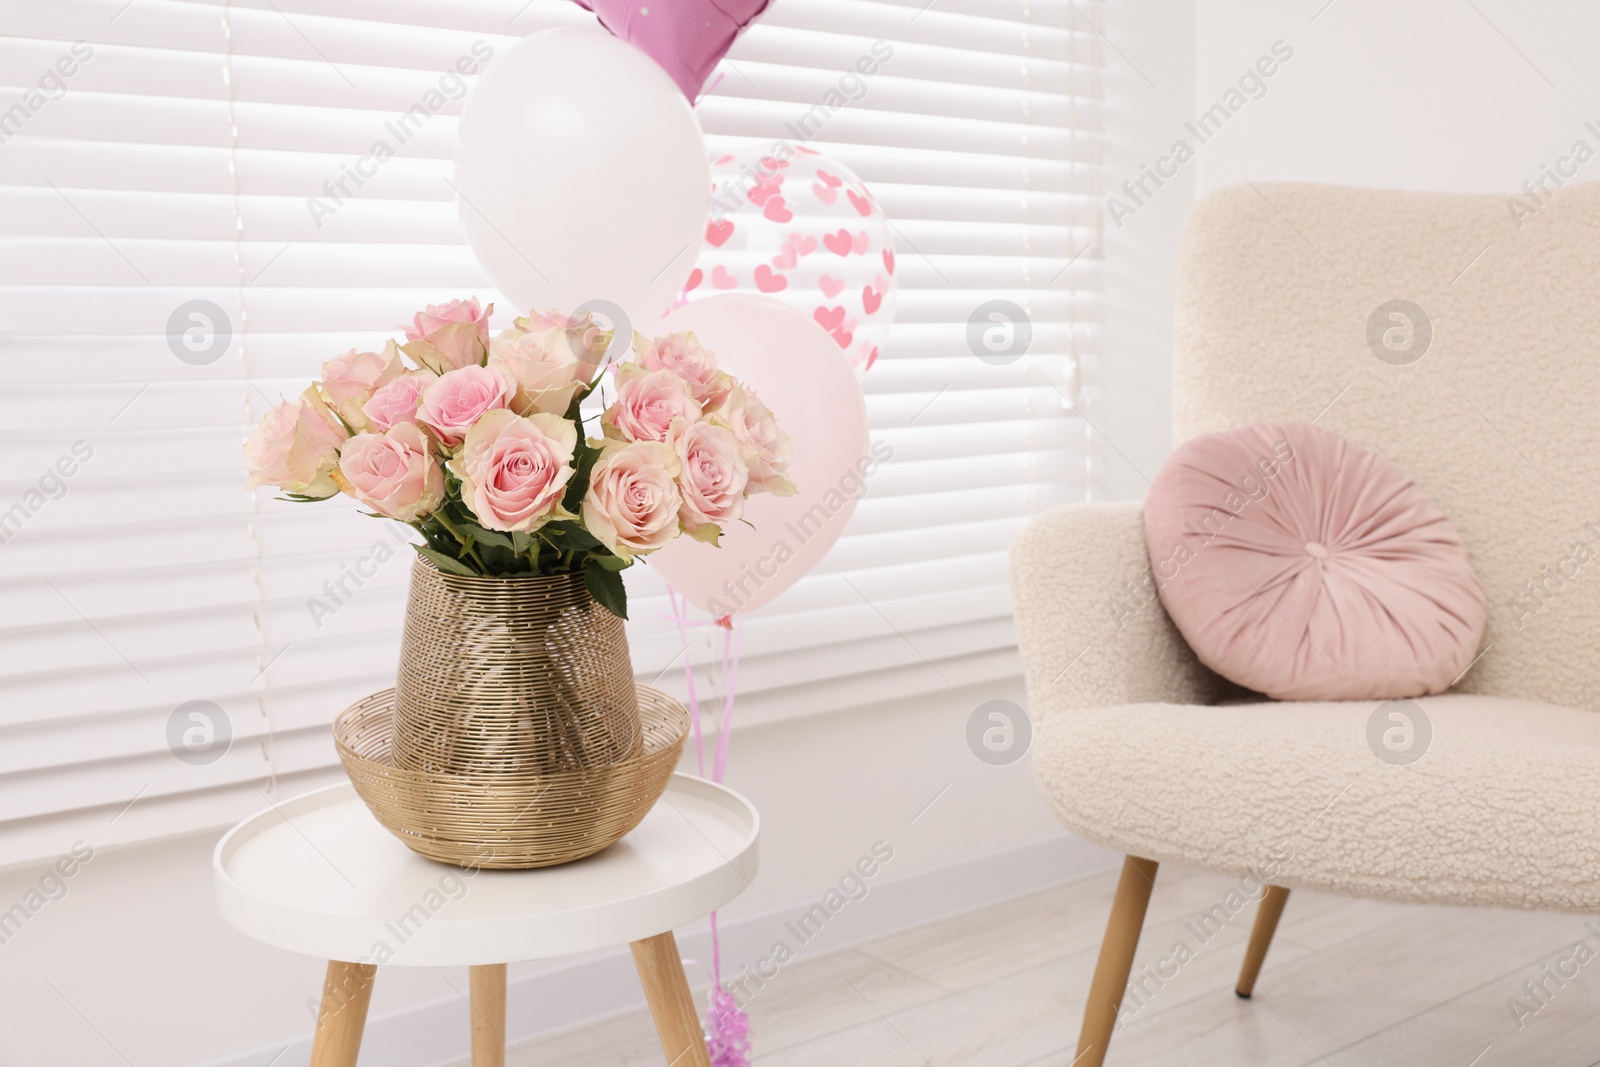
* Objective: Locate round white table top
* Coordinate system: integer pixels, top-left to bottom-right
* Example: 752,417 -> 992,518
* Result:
213,773 -> 759,966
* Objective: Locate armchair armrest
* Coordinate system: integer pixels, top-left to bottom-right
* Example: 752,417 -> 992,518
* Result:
1010,500 -> 1228,719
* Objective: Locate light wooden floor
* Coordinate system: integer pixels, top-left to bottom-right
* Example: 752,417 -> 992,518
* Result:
474,864 -> 1600,1066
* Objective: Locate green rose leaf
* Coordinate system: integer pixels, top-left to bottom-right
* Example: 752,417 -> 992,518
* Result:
583,558 -> 628,619
416,546 -> 479,576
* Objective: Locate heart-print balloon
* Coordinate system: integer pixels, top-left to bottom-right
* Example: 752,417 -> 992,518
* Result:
681,147 -> 897,375
570,0 -> 772,101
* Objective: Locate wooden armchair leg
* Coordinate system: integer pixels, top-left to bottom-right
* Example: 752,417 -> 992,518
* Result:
1235,885 -> 1290,998
1075,855 -> 1159,1067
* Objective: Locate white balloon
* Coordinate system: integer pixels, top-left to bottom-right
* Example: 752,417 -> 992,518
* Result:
454,27 -> 709,326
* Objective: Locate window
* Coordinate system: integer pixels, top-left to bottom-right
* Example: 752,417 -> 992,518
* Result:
0,0 -> 1101,862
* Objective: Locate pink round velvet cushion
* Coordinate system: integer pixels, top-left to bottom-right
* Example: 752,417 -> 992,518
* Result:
1144,422 -> 1487,702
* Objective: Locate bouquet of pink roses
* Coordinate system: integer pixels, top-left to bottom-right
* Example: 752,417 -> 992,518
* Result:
244,298 -> 793,618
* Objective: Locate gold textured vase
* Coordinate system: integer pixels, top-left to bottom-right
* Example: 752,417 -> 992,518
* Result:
391,556 -> 642,776
336,685 -> 688,868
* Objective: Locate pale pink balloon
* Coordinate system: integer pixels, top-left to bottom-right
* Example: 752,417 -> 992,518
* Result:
647,294 -> 870,618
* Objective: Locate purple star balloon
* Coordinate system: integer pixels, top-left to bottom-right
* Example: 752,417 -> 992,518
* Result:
571,0 -> 772,101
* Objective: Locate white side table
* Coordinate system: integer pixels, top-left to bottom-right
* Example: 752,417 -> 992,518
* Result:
214,773 -> 759,1067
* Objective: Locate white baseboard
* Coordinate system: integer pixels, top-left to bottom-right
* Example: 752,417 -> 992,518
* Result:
190,832 -> 1117,1067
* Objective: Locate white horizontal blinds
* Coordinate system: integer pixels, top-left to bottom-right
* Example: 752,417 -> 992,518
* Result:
0,0 -> 1098,860
0,0 -> 554,862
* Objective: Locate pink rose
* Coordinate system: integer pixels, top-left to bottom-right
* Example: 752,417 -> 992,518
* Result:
602,364 -> 700,444
405,297 -> 491,344
518,309 -> 585,331
669,418 -> 750,541
320,341 -> 402,431
402,297 -> 493,373
487,327 -> 585,416
514,309 -> 614,385
416,364 -> 516,448
361,370 -> 436,432
711,383 -> 795,496
337,423 -> 444,521
452,409 -> 578,532
641,331 -> 731,406
582,441 -> 683,560
244,386 -> 348,497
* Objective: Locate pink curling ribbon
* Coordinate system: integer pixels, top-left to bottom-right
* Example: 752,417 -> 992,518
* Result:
663,586 -> 751,1066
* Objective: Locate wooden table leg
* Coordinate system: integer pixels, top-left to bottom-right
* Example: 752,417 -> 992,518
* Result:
470,964 -> 507,1067
631,931 -> 711,1067
310,960 -> 376,1067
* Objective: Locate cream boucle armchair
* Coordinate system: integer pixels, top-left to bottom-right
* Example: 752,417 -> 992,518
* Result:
1012,181 -> 1600,1066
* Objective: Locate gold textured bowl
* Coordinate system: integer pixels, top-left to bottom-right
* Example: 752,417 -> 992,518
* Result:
334,685 -> 688,869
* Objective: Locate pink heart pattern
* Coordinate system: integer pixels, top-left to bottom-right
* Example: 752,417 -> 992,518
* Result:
814,305 -> 845,332
685,148 -> 897,377
748,176 -> 783,206
754,264 -> 787,292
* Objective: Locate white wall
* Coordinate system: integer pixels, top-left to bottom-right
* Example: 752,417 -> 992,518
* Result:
1095,0 -> 1591,501
1193,0 -> 1598,197
1098,0 -> 1199,501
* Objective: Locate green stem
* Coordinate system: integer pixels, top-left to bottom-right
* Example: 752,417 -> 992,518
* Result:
432,510 -> 489,572
542,533 -> 578,574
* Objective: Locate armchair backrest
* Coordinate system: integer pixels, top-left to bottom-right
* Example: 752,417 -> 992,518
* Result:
1173,181 -> 1600,711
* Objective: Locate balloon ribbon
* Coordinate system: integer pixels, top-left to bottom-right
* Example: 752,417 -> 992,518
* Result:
665,586 -> 751,1066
